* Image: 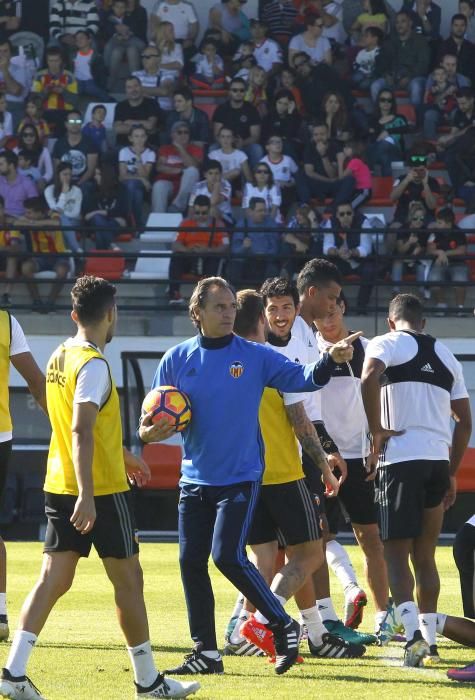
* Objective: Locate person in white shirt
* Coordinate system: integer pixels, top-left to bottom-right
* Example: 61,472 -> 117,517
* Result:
260,135 -> 303,215
150,0 -> 199,63
211,126 -> 252,191
242,162 -> 281,221
320,0 -> 346,44
0,311 -> 45,642
288,13 -> 332,68
118,125 -> 156,229
188,159 -> 233,223
361,293 -> 472,667
133,46 -> 175,111
250,19 -> 283,76
44,162 -> 83,252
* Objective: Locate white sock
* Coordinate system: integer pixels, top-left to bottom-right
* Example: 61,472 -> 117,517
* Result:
316,597 -> 339,622
419,612 -> 437,647
230,610 -> 249,644
0,593 -> 6,616
436,612 -> 447,635
201,650 -> 221,659
127,641 -> 157,688
397,601 -> 419,642
5,630 -> 37,678
254,593 -> 286,625
230,593 -> 244,620
300,606 -> 327,647
375,610 -> 387,632
326,540 -> 358,591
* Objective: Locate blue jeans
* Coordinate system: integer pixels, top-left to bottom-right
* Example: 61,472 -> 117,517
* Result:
77,79 -> 111,102
123,179 -> 146,229
90,214 -> 120,249
178,481 -> 289,650
60,214 -> 82,252
370,77 -> 426,106
367,141 -> 402,177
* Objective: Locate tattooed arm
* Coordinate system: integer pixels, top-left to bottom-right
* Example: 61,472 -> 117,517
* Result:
285,401 -> 340,497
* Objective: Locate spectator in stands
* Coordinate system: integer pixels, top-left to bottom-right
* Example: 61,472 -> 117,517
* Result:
52,110 -> 99,189
103,0 -> 146,92
390,149 -> 440,230
165,86 -> 210,148
437,87 -> 475,195
261,89 -> 304,160
190,37 -> 225,89
31,47 -> 78,137
81,104 -> 108,153
211,126 -> 252,193
322,201 -> 376,313
133,46 -> 175,112
319,91 -> 352,144
366,88 -> 409,176
316,0 -> 346,45
168,194 -> 229,305
153,21 -> 184,83
292,50 -> 354,120
244,65 -> 268,118
73,29 -> 110,101
336,139 -> 372,209
151,120 -> 202,213
209,0 -> 251,54
439,14 -> 475,86
401,0 -> 441,40
260,134 -> 303,214
276,68 -> 304,114
0,39 -> 30,126
188,158 -> 233,223
288,12 -> 332,67
126,0 -> 148,44
352,26 -> 385,89
350,0 -> 389,42
0,91 -> 11,148
149,0 -> 199,63
113,75 -> 162,148
391,200 -> 429,296
302,121 -> 356,206
83,162 -> 128,250
242,161 -> 281,221
15,125 -> 53,191
119,124 -> 156,229
422,65 -> 458,140
44,162 -> 83,253
50,0 -> 100,51
370,9 -> 430,106
212,77 -> 263,167
249,19 -> 283,77
0,195 -> 22,307
0,150 -> 37,218
18,196 -> 70,313
18,96 -> 50,145
0,1 -> 21,38
229,196 -> 281,286
261,0 -> 298,44
438,52 -> 471,90
426,206 -> 468,315
459,0 -> 475,43
280,203 -> 318,278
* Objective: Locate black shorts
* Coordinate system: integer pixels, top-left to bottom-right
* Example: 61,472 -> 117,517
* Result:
453,522 -> 475,619
325,496 -> 344,536
375,459 -> 450,541
44,490 -> 139,559
0,440 -> 12,502
338,458 -> 377,526
248,478 -> 320,546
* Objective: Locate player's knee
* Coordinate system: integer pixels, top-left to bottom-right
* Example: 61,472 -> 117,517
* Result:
211,549 -> 239,576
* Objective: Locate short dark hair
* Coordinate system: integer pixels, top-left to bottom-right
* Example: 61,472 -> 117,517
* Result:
388,293 -> 424,325
396,9 -> 413,21
452,13 -> 468,24
203,159 -> 222,173
189,276 -> 235,331
18,149 -> 33,162
24,196 -> 45,213
92,104 -> 106,114
456,86 -> 474,99
364,26 -> 384,44
71,275 -> 117,325
436,206 -> 455,225
230,77 -> 246,89
248,196 -> 266,210
193,194 -> 211,208
0,150 -> 17,167
260,277 -> 299,307
173,86 -> 193,102
46,47 -> 63,60
297,258 -> 342,295
234,289 -> 264,338
65,109 -> 81,121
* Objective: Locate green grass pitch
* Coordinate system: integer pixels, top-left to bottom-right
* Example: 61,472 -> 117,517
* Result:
1,542 -> 474,699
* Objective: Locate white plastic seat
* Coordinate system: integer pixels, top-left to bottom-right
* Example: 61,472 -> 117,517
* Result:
140,213 -> 182,244
83,102 -> 117,130
129,251 -> 171,280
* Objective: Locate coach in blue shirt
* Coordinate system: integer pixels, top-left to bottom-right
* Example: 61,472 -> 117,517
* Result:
140,274 -> 360,676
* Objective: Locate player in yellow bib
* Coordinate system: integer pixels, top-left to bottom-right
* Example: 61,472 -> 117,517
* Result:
0,309 -> 45,643
0,277 -> 200,700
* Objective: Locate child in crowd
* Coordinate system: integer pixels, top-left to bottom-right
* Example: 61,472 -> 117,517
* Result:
351,0 -> 389,44
423,66 -> 458,140
73,29 -> 110,101
0,195 -> 23,307
232,41 -> 257,82
17,96 -> 50,145
17,151 -> 42,187
281,203 -> 321,278
352,27 -> 385,89
191,38 -> 225,89
211,126 -> 252,194
337,140 -> 372,209
278,67 -> 304,114
118,124 -> 156,229
82,104 -> 108,152
0,93 -> 12,149
244,65 -> 268,118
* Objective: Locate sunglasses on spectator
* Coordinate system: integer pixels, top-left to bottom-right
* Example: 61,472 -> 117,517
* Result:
256,168 -> 269,174
67,119 -> 82,124
379,97 -> 392,103
231,88 -> 245,93
142,54 -> 159,59
294,61 -> 308,68
410,156 -> 427,165
175,129 -> 189,134
411,216 -> 424,221
338,211 -> 353,216
23,133 -> 36,137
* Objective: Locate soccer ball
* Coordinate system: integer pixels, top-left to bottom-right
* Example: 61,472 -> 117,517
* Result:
141,385 -> 192,432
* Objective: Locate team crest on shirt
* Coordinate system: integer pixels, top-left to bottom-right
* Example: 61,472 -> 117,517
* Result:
230,361 -> 244,378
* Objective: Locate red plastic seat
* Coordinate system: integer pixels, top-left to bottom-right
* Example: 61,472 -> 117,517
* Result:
456,448 -> 475,492
367,176 -> 394,206
397,103 -> 416,125
197,103 -> 217,121
83,250 -> 125,280
141,443 -> 182,490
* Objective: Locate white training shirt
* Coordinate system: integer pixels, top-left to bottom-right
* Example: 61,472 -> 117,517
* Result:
1,316 -> 30,443
119,147 -> 156,174
259,155 -> 297,185
152,1 -> 198,40
291,315 -> 322,422
365,331 -> 469,465
253,38 -> 283,72
64,338 -> 111,409
317,332 -> 370,459
211,148 -> 248,175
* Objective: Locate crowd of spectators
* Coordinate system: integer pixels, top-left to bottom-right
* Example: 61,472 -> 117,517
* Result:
0,0 -> 473,315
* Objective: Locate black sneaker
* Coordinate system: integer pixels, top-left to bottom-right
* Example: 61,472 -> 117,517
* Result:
268,618 -> 300,675
164,644 -> 224,675
135,672 -> 200,698
0,293 -> 11,308
308,632 -> 366,658
0,614 -> 8,641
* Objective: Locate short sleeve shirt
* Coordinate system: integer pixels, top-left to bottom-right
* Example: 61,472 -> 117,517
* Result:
152,0 -> 197,40
52,135 -> 98,181
114,98 -> 162,146
119,146 -> 156,174
212,101 -> 261,140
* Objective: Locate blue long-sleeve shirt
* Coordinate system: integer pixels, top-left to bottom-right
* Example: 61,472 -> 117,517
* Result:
231,217 -> 281,256
153,333 -> 334,486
